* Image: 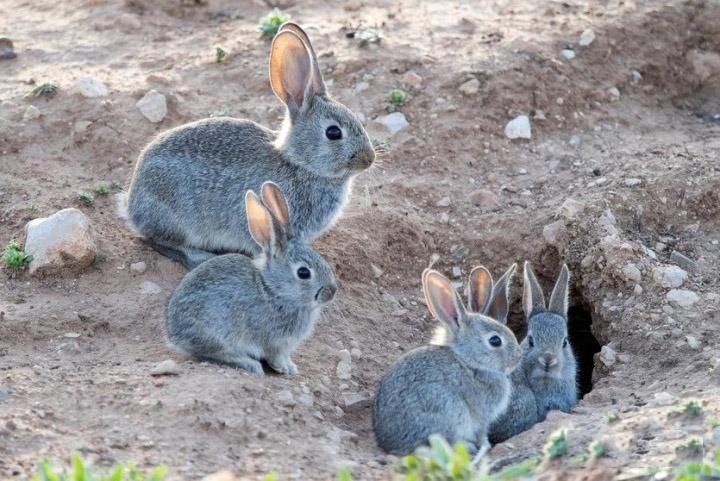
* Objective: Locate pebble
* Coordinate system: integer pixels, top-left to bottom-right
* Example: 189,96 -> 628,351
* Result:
0,387 -> 9,402
275,389 -> 295,407
561,48 -> 576,60
468,189 -> 500,211
631,70 -> 643,84
354,81 -> 369,93
579,29 -> 595,47
652,266 -> 688,288
370,263 -> 383,278
666,289 -> 699,308
558,198 -> 584,220
342,392 -> 368,407
458,78 -> 480,96
140,281 -> 162,295
624,178 -> 642,187
72,76 -> 108,98
621,263 -> 642,283
436,196 -> 451,207
297,393 -> 314,407
504,115 -> 532,139
24,208 -> 97,276
23,105 -> 41,121
543,220 -> 566,247
607,86 -> 620,102
373,112 -> 408,136
130,261 -> 147,274
403,71 -> 423,89
150,359 -> 180,376
634,284 -> 643,296
685,335 -> 700,350
670,250 -> 698,273
651,392 -> 676,407
0,37 -> 16,60
452,266 -> 462,278
336,349 -> 352,380
599,345 -> 617,367
64,332 -> 81,338
136,89 -> 167,123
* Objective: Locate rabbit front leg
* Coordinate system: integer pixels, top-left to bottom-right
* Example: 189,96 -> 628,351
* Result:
266,350 -> 298,375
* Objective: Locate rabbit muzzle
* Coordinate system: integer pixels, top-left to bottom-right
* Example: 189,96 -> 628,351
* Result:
349,148 -> 375,171
315,284 -> 337,304
538,353 -> 558,370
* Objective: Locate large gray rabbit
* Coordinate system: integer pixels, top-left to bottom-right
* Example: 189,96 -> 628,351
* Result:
372,267 -> 521,456
121,22 -> 375,269
489,262 -> 577,443
165,182 -> 337,375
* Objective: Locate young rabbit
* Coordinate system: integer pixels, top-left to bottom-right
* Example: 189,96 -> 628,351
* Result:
372,268 -> 522,456
165,181 -> 338,375
122,22 -> 375,269
489,262 -> 577,443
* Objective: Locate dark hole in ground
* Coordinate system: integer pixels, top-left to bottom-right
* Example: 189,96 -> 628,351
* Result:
567,304 -> 601,397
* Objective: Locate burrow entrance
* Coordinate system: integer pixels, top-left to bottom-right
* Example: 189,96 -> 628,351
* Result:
567,302 -> 601,398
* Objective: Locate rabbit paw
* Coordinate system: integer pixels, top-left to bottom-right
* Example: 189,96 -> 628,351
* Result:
269,356 -> 298,375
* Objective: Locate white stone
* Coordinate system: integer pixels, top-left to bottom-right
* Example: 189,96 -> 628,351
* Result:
686,335 -> 700,350
651,391 -> 677,407
370,263 -> 383,278
621,263 -> 642,283
336,349 -> 352,380
140,281 -> 162,295
275,389 -> 295,406
342,392 -> 368,407
73,77 -> 108,98
24,208 -> 97,276
579,29 -> 595,46
459,78 -> 480,96
436,196 -> 451,207
607,86 -> 620,102
666,289 -> 699,308
136,89 -> 167,123
150,359 -> 180,376
64,332 -> 81,338
130,261 -> 147,274
558,198 -> 584,220
543,220 -> 567,247
374,112 -> 408,135
624,178 -> 642,187
452,266 -> 462,278
504,115 -> 532,139
354,81 -> 369,93
652,266 -> 688,288
297,393 -> 314,407
599,345 -> 617,367
23,105 -> 41,121
561,48 -> 576,59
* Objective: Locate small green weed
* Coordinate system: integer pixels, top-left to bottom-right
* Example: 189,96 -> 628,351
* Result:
683,400 -> 703,417
684,438 -> 704,456
213,44 -> 229,63
336,467 -> 352,481
93,254 -> 107,266
259,9 -> 289,39
28,203 -> 38,213
33,453 -> 166,481
4,240 -> 32,270
588,439 -> 606,459
110,180 -> 123,190
674,448 -> 720,481
607,411 -> 619,423
29,81 -> 58,98
95,182 -> 109,196
543,429 -> 569,460
388,88 -> 408,106
77,191 -> 95,206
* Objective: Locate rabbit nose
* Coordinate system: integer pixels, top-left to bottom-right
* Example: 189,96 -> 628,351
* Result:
538,353 -> 558,369
352,148 -> 375,168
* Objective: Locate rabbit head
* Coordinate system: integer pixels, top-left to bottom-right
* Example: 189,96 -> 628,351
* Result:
246,181 -> 337,308
270,23 -> 375,179
519,262 -> 575,383
424,269 -> 521,374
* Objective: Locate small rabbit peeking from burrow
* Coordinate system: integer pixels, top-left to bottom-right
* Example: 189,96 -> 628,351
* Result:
372,266 -> 521,457
165,181 -> 337,375
120,22 -> 375,269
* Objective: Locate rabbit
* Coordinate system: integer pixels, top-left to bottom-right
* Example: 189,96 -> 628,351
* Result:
372,267 -> 522,457
489,262 -> 577,444
120,22 -> 375,269
165,181 -> 338,375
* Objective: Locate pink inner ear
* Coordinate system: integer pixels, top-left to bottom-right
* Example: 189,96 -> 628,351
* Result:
281,44 -> 311,108
428,276 -> 460,327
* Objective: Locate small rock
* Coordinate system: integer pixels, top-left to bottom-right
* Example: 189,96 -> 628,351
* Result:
458,78 -> 480,96
468,189 -> 500,211
685,335 -> 700,350
297,393 -> 314,407
140,281 -> 162,295
631,70 -> 643,84
74,120 -> 92,134
504,115 -> 532,139
130,261 -> 147,274
599,345 -> 617,367
336,349 -> 352,380
275,389 -> 295,407
136,89 -> 167,123
24,208 -> 97,276
558,198 -> 584,220
373,112 -> 408,136
621,263 -> 642,283
579,29 -> 595,47
634,284 -> 643,295
670,250 -> 698,273
666,289 -> 699,308
23,105 -> 41,121
624,178 -> 642,187
607,86 -> 620,102
652,266 -> 688,288
651,392 -> 676,407
403,71 -> 423,89
370,263 -> 383,278
452,266 -> 462,278
543,220 -> 567,247
354,81 -> 369,93
72,77 -> 108,98
150,359 -> 180,376
436,196 -> 451,208
64,332 -> 81,338
342,392 -> 368,407
0,37 -> 16,60
0,387 -> 9,402
561,48 -> 576,60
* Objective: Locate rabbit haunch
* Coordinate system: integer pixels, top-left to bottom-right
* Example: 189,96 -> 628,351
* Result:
123,22 -> 374,269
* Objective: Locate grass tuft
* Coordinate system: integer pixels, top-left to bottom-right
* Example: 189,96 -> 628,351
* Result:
683,400 -> 703,417
543,429 -> 569,460
95,182 -> 109,196
259,9 -> 290,39
4,240 -> 32,270
29,81 -> 58,98
77,191 -> 95,206
388,88 -> 408,106
32,453 -> 166,481
213,44 -> 229,63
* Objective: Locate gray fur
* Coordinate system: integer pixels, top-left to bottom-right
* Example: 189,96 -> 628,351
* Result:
489,263 -> 577,443
165,183 -> 337,375
123,23 -> 374,269
373,269 -> 521,455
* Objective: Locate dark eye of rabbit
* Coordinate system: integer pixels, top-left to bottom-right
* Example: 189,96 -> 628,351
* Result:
297,267 -> 311,280
528,335 -> 535,348
489,335 -> 502,348
325,125 -> 342,140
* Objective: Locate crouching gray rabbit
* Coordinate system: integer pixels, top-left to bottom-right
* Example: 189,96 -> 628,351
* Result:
165,182 -> 337,375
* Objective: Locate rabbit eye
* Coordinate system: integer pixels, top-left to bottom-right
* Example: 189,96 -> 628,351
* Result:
489,335 -> 502,348
326,125 -> 342,140
297,267 -> 311,279
528,335 -> 535,348
563,337 -> 568,348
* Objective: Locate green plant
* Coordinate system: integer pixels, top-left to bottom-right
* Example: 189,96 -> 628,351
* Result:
213,44 -> 229,63
110,180 -> 122,190
29,81 -> 58,98
77,191 -> 95,206
543,429 -> 569,460
588,440 -> 606,459
337,467 -> 352,481
32,453 -> 167,481
93,254 -> 107,266
259,9 -> 289,39
388,88 -> 408,106
29,203 -> 39,213
683,400 -> 703,417
674,448 -> 720,481
710,417 -> 720,429
684,438 -> 704,456
95,182 -> 109,196
3,240 -> 32,270
262,473 -> 279,481
607,411 -> 619,423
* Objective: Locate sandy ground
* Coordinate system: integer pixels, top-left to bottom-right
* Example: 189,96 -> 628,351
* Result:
1,0 -> 720,480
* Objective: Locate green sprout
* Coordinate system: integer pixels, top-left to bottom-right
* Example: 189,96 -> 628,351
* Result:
28,203 -> 38,213
77,191 -> 95,206
684,438 -> 704,456
543,429 -> 569,460
93,254 -> 107,266
213,44 -> 229,63
29,81 -> 58,98
4,240 -> 32,270
259,9 -> 290,39
683,400 -> 703,417
388,88 -> 408,106
110,180 -> 122,190
588,440 -> 606,459
607,411 -> 619,423
32,453 -> 166,481
95,182 -> 109,196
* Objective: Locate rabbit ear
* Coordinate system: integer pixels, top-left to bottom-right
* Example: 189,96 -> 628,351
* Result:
277,22 -> 326,96
423,269 -> 466,333
548,264 -> 571,318
486,263 -> 517,324
467,266 -> 493,313
523,262 -> 546,319
269,31 -> 316,115
245,190 -> 276,252
260,181 -> 291,236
